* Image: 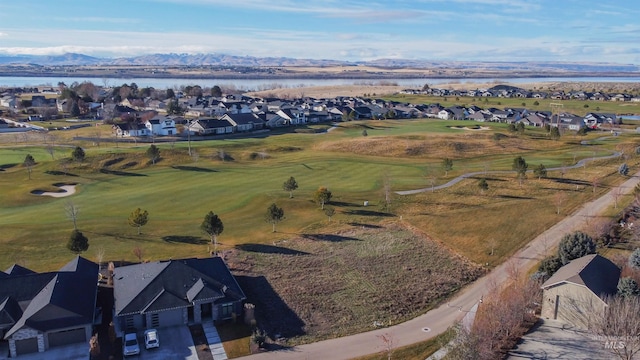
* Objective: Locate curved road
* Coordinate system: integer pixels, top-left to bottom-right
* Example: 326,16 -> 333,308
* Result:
240,171 -> 640,360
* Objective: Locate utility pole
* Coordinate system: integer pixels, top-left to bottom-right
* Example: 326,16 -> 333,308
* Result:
550,102 -> 563,131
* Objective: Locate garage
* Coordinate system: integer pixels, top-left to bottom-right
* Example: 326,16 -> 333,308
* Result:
158,309 -> 184,328
15,337 -> 39,356
48,327 -> 87,348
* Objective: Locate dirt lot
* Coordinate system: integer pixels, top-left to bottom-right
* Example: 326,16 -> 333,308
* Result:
226,222 -> 484,346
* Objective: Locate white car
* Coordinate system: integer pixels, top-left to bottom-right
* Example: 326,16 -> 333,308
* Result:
144,329 -> 160,349
123,333 -> 140,356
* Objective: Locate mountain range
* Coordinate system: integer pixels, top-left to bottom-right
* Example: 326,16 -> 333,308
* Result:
0,53 -> 638,73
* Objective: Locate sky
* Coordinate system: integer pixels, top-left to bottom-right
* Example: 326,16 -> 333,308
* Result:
0,0 -> 639,64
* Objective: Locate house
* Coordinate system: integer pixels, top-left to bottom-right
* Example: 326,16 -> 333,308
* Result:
221,113 -> 264,132
113,122 -> 151,137
541,254 -> 620,329
113,257 -> 246,335
0,257 -> 98,357
190,118 -> 234,135
0,96 -> 17,109
551,113 -> 585,131
145,116 -> 177,136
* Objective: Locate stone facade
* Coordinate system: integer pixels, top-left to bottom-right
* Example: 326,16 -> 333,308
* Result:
8,328 -> 44,357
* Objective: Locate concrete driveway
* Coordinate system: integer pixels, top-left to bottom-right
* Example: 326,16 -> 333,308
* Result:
0,342 -> 87,360
508,319 -> 612,360
133,326 -> 198,360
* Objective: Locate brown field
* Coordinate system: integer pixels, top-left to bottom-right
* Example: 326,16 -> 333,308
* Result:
227,222 -> 483,345
313,131 -> 565,160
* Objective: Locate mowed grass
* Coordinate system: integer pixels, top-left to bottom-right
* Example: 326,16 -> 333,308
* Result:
0,118 -> 635,271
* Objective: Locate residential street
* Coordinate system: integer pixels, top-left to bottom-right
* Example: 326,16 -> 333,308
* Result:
239,171 -> 640,360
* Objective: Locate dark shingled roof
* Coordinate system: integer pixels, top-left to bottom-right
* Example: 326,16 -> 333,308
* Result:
4,264 -> 36,276
1,256 -> 98,339
114,257 -> 246,317
542,254 -> 620,298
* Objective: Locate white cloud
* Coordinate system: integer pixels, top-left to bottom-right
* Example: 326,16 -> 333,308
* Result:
0,25 -> 637,64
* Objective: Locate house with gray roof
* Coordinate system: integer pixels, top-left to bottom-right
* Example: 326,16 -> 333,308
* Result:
0,256 -> 98,357
541,254 -> 620,329
113,257 -> 246,335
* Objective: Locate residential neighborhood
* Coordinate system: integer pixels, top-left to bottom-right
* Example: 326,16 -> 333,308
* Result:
0,84 -> 633,140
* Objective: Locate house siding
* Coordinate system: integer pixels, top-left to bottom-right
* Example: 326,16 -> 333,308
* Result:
541,282 -> 605,329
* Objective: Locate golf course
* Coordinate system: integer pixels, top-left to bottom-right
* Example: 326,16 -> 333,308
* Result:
0,118 -> 637,349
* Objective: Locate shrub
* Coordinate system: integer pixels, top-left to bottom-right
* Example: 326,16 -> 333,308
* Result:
251,329 -> 267,348
630,248 -> 640,270
617,277 -> 640,298
538,255 -> 562,278
558,231 -> 596,265
619,163 -> 629,176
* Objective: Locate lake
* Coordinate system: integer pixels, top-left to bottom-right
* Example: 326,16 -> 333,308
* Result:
1,76 -> 639,90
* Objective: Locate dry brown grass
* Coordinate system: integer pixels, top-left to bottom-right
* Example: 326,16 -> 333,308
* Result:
228,222 -> 483,345
397,156 -> 632,266
313,132 -> 568,160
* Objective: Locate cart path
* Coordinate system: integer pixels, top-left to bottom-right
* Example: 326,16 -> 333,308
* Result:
239,170 -> 640,360
397,147 -> 620,195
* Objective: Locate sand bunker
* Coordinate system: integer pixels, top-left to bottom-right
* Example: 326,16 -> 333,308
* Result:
31,183 -> 77,198
450,126 -> 491,131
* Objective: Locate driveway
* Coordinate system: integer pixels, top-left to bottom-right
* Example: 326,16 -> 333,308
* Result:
0,342 -> 87,360
134,326 -> 198,360
508,319 -> 612,360
238,171 -> 640,360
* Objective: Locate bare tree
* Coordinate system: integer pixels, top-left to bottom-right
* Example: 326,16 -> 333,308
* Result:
592,176 -> 600,194
382,173 -> 392,210
612,186 -> 623,209
553,191 -> 568,215
377,332 -> 398,360
487,238 -> 498,256
589,295 -> 640,360
94,129 -> 102,147
132,246 -> 145,262
65,201 -> 80,230
95,246 -> 105,271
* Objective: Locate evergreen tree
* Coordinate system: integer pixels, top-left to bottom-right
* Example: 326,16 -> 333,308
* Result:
67,229 -> 89,254
128,208 -> 149,235
558,231 -> 596,265
23,154 -> 36,180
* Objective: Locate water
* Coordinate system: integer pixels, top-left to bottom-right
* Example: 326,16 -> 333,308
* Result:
1,75 -> 639,91
621,115 -> 640,121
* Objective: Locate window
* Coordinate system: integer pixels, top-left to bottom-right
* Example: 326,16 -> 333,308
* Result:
221,303 -> 234,318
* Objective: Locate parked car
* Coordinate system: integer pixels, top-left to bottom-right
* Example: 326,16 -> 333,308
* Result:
123,333 -> 140,357
144,329 -> 160,349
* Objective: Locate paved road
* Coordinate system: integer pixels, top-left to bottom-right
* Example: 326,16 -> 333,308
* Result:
239,171 -> 640,360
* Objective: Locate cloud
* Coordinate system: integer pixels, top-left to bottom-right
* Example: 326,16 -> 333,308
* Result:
0,32 -> 7,37
51,16 -> 140,24
0,21 -> 638,64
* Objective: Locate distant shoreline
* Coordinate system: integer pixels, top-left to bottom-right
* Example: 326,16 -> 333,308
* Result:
0,64 -> 639,81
